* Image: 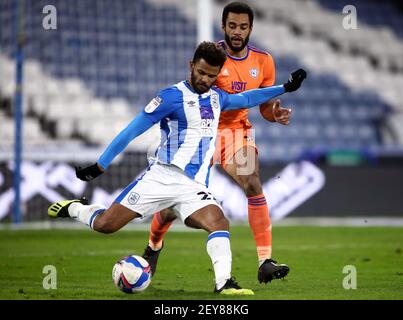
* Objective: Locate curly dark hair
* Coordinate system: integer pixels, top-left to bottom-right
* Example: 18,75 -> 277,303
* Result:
222,2 -> 254,27
192,41 -> 227,68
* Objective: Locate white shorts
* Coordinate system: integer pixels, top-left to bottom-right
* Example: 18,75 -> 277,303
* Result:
115,163 -> 222,222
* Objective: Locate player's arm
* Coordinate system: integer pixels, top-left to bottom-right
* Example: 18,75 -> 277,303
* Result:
74,112 -> 156,181
223,85 -> 285,111
260,99 -> 292,125
98,112 -> 156,169
222,69 -> 307,111
259,52 -> 277,121
75,91 -> 176,181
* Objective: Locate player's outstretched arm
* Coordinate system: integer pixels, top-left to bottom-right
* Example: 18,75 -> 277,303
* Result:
75,163 -> 104,181
223,69 -> 307,111
283,69 -> 307,92
75,112 -> 155,181
76,86 -> 177,181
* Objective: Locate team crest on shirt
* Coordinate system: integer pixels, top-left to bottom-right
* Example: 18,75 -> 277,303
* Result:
145,96 -> 163,113
128,192 -> 140,205
211,93 -> 219,109
249,68 -> 258,79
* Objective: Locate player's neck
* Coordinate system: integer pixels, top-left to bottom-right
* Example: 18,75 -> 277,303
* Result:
185,79 -> 196,93
224,42 -> 248,59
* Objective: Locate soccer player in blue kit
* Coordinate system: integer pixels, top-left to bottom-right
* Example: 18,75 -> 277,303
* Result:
48,42 -> 306,295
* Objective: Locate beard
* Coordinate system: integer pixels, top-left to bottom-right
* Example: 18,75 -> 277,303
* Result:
190,71 -> 210,94
225,32 -> 250,53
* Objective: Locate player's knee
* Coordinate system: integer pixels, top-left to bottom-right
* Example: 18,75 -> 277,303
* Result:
160,208 -> 177,223
207,215 -> 229,233
242,173 -> 262,196
93,216 -> 118,234
219,216 -> 229,231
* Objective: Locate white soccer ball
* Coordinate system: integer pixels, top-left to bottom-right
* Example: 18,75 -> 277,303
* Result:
112,255 -> 151,293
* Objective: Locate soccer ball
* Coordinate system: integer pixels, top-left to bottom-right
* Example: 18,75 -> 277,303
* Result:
112,255 -> 151,293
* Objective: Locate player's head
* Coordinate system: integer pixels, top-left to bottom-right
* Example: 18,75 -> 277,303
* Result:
221,2 -> 254,53
189,41 -> 227,94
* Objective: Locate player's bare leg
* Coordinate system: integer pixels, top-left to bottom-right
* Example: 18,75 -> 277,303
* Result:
91,203 -> 141,233
184,204 -> 228,232
185,204 -> 253,295
223,145 -> 289,284
48,200 -> 141,233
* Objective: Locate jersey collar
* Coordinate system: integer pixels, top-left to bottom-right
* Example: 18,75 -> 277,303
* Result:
184,80 -> 198,94
183,80 -> 211,97
221,41 -> 250,61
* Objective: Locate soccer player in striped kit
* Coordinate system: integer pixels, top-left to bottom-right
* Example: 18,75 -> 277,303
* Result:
48,42 -> 306,295
144,2 -> 298,285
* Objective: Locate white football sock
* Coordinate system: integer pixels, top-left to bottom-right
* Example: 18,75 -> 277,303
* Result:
69,202 -> 105,229
206,231 -> 232,290
148,240 -> 163,251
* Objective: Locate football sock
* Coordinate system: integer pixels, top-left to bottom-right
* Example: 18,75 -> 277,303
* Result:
206,231 -> 232,290
69,202 -> 105,229
149,212 -> 173,251
247,194 -> 272,265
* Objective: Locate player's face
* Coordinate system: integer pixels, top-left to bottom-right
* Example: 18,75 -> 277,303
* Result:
189,59 -> 221,94
222,12 -> 252,53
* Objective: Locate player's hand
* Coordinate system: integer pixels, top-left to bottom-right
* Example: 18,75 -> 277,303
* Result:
273,99 -> 292,125
75,163 -> 104,181
283,68 -> 307,92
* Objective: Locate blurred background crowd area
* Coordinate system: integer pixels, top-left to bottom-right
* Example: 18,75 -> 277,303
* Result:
1,0 -> 403,163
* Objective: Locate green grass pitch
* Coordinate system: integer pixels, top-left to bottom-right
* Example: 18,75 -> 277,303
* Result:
0,225 -> 402,300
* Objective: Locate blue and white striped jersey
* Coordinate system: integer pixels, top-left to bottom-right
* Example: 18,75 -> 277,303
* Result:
144,81 -> 229,186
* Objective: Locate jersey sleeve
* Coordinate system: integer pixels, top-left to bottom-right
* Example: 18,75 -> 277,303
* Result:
216,88 -> 231,110
260,53 -> 276,88
97,86 -> 179,169
97,112 -> 155,169
223,85 -> 285,111
142,87 -> 179,123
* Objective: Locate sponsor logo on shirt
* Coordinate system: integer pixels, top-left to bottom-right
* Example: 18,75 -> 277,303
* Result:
145,96 -> 163,113
231,81 -> 247,92
186,100 -> 197,108
211,93 -> 219,109
201,118 -> 215,137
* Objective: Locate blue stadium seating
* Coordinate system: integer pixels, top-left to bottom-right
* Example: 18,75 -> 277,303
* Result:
0,0 -> 391,163
317,0 -> 403,39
